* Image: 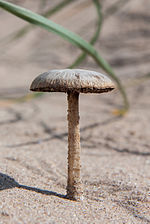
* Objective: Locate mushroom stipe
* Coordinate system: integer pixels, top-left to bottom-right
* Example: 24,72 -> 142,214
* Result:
30,69 -> 115,201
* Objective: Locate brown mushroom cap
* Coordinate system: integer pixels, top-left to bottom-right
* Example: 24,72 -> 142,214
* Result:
30,69 -> 115,93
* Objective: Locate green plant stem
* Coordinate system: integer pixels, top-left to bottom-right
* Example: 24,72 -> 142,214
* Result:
0,0 -> 129,112
69,0 -> 131,70
68,0 -> 102,69
0,0 -> 73,102
14,0 -> 72,39
0,0 -> 72,45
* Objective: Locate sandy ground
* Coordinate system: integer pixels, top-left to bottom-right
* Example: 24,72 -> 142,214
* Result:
0,0 -> 150,223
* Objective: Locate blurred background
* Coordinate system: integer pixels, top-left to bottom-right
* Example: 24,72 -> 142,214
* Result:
0,0 -> 149,102
0,2 -> 150,222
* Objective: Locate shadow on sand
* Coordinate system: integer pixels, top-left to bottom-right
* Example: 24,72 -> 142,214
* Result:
0,173 -> 66,200
5,116 -> 121,148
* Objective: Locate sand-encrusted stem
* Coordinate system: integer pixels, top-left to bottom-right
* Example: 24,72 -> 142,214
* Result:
67,92 -> 83,201
30,69 -> 115,202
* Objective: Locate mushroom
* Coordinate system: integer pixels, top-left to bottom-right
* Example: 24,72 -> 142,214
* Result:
30,69 -> 115,201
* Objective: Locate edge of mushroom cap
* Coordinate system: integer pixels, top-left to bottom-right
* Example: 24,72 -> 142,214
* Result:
30,69 -> 115,93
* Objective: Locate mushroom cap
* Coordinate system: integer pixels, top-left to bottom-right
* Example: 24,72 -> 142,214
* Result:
30,69 -> 115,93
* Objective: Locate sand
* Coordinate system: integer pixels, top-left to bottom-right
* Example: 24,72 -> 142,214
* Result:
0,0 -> 150,223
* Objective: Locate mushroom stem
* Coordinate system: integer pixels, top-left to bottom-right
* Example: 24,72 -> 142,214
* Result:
67,91 -> 83,201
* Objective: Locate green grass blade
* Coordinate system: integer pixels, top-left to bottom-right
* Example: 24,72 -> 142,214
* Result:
69,0 -> 102,68
0,0 -> 129,112
0,0 -> 72,46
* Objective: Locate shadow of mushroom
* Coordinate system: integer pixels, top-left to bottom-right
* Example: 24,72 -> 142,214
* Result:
0,173 -> 19,190
0,173 -> 66,199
